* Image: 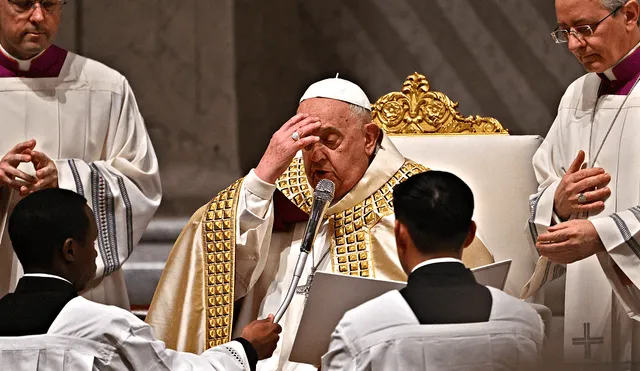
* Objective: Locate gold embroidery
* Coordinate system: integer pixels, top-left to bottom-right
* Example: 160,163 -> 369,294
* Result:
202,178 -> 243,348
328,161 -> 428,277
276,160 -> 313,214
276,158 -> 428,277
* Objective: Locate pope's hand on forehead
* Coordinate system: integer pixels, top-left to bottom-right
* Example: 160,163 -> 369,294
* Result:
0,140 -> 37,190
285,113 -> 322,140
254,114 -> 321,184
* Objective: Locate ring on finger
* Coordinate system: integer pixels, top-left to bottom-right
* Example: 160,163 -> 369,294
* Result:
291,131 -> 300,141
577,192 -> 588,204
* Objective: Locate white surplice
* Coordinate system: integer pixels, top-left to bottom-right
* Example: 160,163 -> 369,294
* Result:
0,50 -> 162,309
0,296 -> 251,371
321,287 -> 543,371
523,72 -> 640,367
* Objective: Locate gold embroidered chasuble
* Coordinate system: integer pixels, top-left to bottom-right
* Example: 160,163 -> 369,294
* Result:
146,136 -> 492,359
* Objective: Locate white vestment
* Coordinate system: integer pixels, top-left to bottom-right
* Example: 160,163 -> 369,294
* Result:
524,72 -> 640,367
321,287 -> 543,371
0,296 -> 251,371
0,51 -> 162,309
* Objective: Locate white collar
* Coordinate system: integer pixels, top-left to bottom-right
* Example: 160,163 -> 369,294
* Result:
603,40 -> 640,81
0,42 -> 46,72
411,257 -> 464,273
23,273 -> 73,285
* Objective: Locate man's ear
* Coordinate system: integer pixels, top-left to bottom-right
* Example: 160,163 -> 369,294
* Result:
462,221 -> 477,249
363,122 -> 380,157
61,238 -> 76,263
395,219 -> 408,254
624,0 -> 640,31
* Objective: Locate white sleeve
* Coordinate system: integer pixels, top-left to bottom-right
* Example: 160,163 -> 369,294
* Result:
521,114 -> 568,299
233,169 -> 277,299
591,211 -> 640,318
54,78 -> 161,278
117,323 -> 250,371
321,321 -> 357,371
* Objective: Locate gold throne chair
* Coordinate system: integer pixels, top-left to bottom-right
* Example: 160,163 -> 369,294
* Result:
372,73 -> 544,301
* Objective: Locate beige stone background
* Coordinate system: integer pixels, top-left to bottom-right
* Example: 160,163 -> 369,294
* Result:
55,0 -> 585,218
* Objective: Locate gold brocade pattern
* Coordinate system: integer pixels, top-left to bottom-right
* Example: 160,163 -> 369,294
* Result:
202,178 -> 243,348
372,72 -> 508,135
276,160 -> 313,215
275,157 -> 428,277
329,160 -> 428,277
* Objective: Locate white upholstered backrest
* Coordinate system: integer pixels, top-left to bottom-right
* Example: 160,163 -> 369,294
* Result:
389,135 -> 543,299
0,335 -> 113,371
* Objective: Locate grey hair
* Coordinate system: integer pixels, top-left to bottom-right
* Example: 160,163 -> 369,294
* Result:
348,104 -> 372,126
601,0 -> 640,25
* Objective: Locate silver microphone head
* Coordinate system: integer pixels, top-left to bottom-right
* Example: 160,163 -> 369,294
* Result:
314,179 -> 335,203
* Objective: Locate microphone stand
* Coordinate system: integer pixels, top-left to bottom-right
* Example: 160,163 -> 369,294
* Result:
273,251 -> 308,323
273,179 -> 334,324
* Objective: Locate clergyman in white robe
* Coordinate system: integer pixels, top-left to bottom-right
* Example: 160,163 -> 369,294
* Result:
522,47 -> 640,367
147,82 -> 492,371
0,43 -> 162,309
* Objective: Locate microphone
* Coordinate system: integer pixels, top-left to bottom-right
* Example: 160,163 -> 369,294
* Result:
300,179 -> 335,253
273,179 -> 335,323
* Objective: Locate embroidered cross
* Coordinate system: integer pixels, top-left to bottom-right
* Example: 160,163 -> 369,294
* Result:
572,322 -> 604,359
295,272 -> 315,298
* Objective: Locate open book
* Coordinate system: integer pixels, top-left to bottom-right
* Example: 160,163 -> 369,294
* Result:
289,259 -> 512,364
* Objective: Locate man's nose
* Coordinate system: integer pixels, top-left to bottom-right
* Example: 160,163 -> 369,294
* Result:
567,33 -> 585,53
29,5 -> 45,23
305,142 -> 326,162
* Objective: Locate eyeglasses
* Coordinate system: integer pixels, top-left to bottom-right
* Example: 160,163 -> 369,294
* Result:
7,0 -> 67,14
550,4 -> 623,43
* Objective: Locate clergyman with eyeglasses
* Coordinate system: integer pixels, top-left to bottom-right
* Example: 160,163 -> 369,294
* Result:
0,0 -> 162,311
521,0 -> 640,368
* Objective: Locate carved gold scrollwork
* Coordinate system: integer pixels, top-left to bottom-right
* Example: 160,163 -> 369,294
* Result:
372,72 -> 508,135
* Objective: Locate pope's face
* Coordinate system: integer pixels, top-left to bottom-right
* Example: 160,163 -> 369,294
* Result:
556,0 -> 640,72
298,98 -> 379,201
0,1 -> 62,60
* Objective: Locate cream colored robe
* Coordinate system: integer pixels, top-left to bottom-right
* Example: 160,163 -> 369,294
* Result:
523,72 -> 640,367
147,135 -> 492,370
0,51 -> 162,309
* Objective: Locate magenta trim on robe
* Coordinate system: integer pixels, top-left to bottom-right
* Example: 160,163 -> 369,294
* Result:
0,44 -> 67,78
597,46 -> 640,96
